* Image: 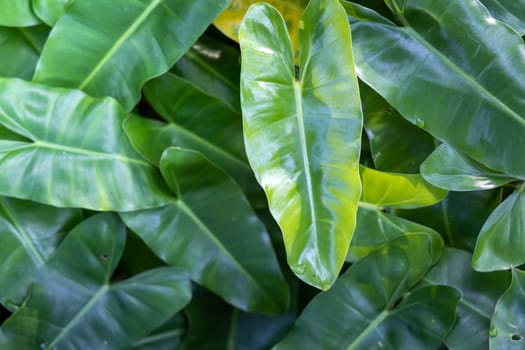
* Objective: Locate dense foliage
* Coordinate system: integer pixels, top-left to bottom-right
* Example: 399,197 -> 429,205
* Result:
0,0 -> 523,349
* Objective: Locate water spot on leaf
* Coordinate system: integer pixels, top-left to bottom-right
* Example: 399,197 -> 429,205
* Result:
415,118 -> 426,129
489,327 -> 498,337
512,334 -> 522,341
100,253 -> 109,261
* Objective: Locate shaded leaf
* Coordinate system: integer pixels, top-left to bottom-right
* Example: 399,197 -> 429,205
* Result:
0,197 -> 82,309
0,78 -> 174,211
33,0 -> 229,110
480,0 -> 525,35
130,314 -> 186,350
122,148 -> 289,314
239,0 -> 362,289
0,26 -> 49,80
421,143 -> 516,191
360,166 -> 447,209
273,234 -> 458,350
0,213 -> 192,350
0,1 -> 40,27
490,269 -> 525,349
31,0 -> 70,26
472,187 -> 525,271
422,248 -> 511,350
352,0 -> 525,179
340,0 -> 395,25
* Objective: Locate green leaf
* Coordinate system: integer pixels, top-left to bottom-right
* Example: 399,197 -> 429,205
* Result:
421,143 -> 516,191
0,0 -> 40,27
472,187 -> 525,271
352,0 -> 525,179
340,0 -> 395,25
348,205 -> 442,262
171,35 -> 242,112
490,269 -> 525,349
479,0 -> 525,35
273,234 -> 459,350
121,148 -> 289,314
0,213 -> 192,349
33,0 -> 229,110
130,314 -> 186,350
360,166 -> 447,209
360,83 -> 435,173
181,286 -> 296,350
239,0 -> 363,290
0,26 -> 49,80
0,78 -> 174,211
422,248 -> 511,350
0,197 -> 82,309
31,0 -> 70,25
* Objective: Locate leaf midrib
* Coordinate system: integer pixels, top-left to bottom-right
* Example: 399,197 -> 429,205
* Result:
78,0 -> 163,90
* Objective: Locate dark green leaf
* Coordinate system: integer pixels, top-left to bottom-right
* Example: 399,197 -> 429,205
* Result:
122,148 -> 289,314
421,143 -> 516,191
0,78 -> 174,211
0,213 -> 192,349
239,0 -> 363,290
33,0 -> 229,110
0,197 -> 82,309
472,187 -> 525,271
0,26 -> 49,80
422,248 -> 511,350
490,269 -> 525,349
352,0 -> 525,179
273,234 -> 458,350
130,314 -> 186,350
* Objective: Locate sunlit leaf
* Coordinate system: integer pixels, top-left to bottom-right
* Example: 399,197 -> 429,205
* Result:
0,1 -> 40,26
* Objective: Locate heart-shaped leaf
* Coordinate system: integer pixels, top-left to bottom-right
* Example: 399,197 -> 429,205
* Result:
239,0 -> 363,290
122,148 -> 289,314
0,213 -> 192,349
0,78 -> 174,211
33,0 -> 229,110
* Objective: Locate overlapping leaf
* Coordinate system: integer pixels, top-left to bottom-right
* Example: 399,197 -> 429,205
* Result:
480,0 -> 525,35
0,213 -> 192,350
273,234 -> 458,349
122,148 -> 289,314
352,0 -> 525,179
0,197 -> 82,308
422,248 -> 510,350
0,26 -> 49,80
422,143 -> 516,191
0,78 -> 173,211
31,0 -> 70,26
0,1 -> 40,26
239,0 -> 363,290
33,0 -> 229,110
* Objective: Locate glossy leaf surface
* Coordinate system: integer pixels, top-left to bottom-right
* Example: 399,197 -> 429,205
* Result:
122,148 -> 289,314
422,248 -> 510,350
352,0 -> 525,179
0,26 -> 49,80
0,213 -> 192,350
360,166 -> 447,209
490,269 -> 525,349
480,0 -> 525,35
32,0 -> 70,25
0,1 -> 40,26
0,78 -> 173,211
239,0 -> 363,289
273,234 -> 458,350
421,144 -> 516,191
472,187 -> 525,271
0,197 -> 82,308
33,0 -> 229,110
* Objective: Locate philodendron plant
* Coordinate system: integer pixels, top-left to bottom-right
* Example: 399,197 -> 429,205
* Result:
0,0 -> 523,349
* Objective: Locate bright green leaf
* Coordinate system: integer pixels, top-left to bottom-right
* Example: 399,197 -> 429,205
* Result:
0,26 -> 49,80
422,248 -> 511,350
0,213 -> 192,350
421,143 -> 516,191
0,78 -> 174,211
122,148 -> 289,314
31,0 -> 70,25
273,234 -> 458,350
33,0 -> 229,110
239,0 -> 363,290
352,0 -> 525,179
0,197 -> 82,309
490,269 -> 525,349
0,1 -> 40,27
472,187 -> 525,271
360,166 -> 447,209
